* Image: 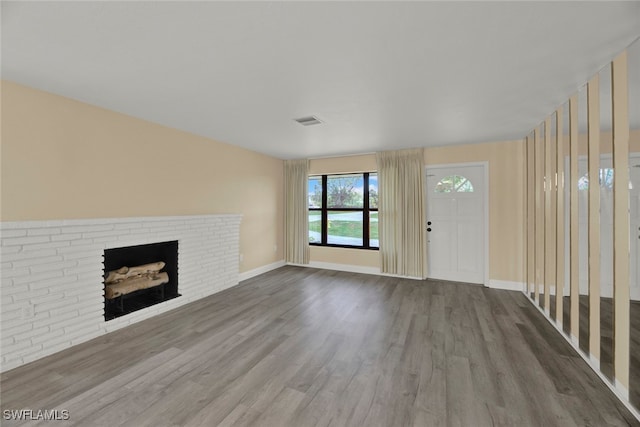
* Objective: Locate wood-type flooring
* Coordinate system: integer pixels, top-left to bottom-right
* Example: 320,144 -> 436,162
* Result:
2,266 -> 638,426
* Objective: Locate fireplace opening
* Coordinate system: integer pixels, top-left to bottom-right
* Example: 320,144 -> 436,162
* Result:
103,241 -> 180,321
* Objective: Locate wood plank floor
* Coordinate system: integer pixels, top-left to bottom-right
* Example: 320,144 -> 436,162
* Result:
1,266 -> 638,426
546,295 -> 640,409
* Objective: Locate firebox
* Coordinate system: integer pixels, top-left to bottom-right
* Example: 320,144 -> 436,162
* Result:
103,241 -> 180,321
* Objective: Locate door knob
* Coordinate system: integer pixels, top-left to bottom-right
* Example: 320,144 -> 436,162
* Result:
427,221 -> 432,225
427,228 -> 432,232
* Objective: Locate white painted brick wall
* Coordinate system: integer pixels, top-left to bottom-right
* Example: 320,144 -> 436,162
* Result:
0,214 -> 241,372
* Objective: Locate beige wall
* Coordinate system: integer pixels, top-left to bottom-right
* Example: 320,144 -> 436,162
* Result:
0,81 -> 284,274
309,154 -> 377,175
308,140 -> 526,283
310,245 -> 380,269
1,81 -> 531,281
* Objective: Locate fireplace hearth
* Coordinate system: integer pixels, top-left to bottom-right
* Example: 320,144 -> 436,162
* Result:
103,241 -> 180,320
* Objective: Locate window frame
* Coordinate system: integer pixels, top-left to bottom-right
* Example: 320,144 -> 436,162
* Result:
308,172 -> 378,250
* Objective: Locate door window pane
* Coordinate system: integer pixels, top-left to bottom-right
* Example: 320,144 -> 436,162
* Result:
435,175 -> 474,193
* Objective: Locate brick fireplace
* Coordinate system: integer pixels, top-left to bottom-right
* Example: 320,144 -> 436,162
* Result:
0,214 -> 241,372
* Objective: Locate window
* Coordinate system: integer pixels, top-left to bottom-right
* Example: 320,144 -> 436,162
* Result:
434,175 -> 474,193
578,168 -> 614,191
308,173 -> 378,249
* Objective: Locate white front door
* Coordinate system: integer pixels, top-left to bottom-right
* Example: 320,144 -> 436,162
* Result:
426,164 -> 486,284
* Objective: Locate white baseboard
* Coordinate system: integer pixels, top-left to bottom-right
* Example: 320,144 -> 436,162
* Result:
239,260 -> 286,282
380,272 -> 425,281
532,284 -> 558,295
488,280 -> 525,292
289,261 -> 380,276
570,334 -> 579,347
522,291 -> 640,423
589,353 -> 601,371
529,284 -> 640,302
287,261 -> 425,280
615,378 -> 630,401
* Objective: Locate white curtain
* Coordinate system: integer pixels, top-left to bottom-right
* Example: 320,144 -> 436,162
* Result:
376,148 -> 427,278
284,159 -> 310,264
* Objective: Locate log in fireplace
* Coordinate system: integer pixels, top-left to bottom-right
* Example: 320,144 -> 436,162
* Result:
103,241 -> 179,321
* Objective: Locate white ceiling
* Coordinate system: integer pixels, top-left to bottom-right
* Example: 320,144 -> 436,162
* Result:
2,1 -> 639,160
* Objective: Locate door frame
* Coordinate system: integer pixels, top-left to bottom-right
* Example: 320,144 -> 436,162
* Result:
425,161 -> 489,286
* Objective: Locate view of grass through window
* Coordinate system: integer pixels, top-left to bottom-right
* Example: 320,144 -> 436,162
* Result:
308,173 -> 378,248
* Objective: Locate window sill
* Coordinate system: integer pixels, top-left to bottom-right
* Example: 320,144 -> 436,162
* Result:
309,243 -> 379,251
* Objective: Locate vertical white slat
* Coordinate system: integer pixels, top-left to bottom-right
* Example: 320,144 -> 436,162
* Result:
535,125 -> 544,304
544,116 -> 552,314
556,108 -> 565,326
570,94 -> 580,342
612,50 -> 630,396
587,74 -> 601,365
528,133 -> 536,297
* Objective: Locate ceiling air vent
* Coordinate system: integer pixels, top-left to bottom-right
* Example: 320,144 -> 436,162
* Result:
294,116 -> 322,126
